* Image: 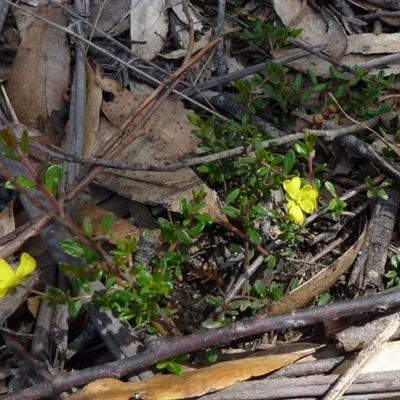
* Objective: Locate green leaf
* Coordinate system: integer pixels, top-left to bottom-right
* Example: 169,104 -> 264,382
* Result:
222,205 -> 241,218
226,188 -> 241,204
324,181 -> 336,196
136,270 -> 152,286
68,299 -> 83,318
44,164 -> 63,195
311,83 -> 328,92
82,217 -> 93,238
329,65 -> 348,81
265,255 -> 276,269
317,292 -> 331,306
187,222 -> 205,238
101,212 -> 114,234
256,166 -> 270,176
390,255 -> 400,268
201,319 -> 229,329
284,149 -> 296,174
307,69 -> 318,85
290,278 -> 300,291
377,188 -> 388,200
197,165 -> 210,173
187,112 -> 202,127
247,227 -> 262,245
15,175 -> 36,188
177,230 -> 195,245
60,238 -> 85,257
314,163 -> 327,173
206,295 -> 224,307
252,282 -> 266,297
250,205 -> 269,217
267,282 -> 284,300
167,361 -> 183,374
204,347 -> 219,364
156,360 -> 169,369
44,286 -> 69,305
195,214 -> 213,224
4,181 -> 15,190
386,270 -> 398,279
293,141 -> 308,158
4,151 -> 20,161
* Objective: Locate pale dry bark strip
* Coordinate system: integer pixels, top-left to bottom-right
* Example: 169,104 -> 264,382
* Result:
322,313 -> 400,400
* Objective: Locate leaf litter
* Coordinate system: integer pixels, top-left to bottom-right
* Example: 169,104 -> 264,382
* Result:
2,1 -> 400,399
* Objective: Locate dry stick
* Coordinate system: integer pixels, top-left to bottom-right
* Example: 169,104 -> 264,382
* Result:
30,110 -> 399,172
322,312 -> 400,400
6,286 -> 400,400
181,0 -> 195,65
0,214 -> 50,258
224,254 -> 265,305
214,0 -> 226,78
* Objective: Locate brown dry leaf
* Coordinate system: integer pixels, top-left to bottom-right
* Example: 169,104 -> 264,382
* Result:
67,346 -> 317,400
266,225 -> 367,315
6,4 -> 70,129
92,73 -> 228,223
76,202 -> 161,245
76,202 -> 141,242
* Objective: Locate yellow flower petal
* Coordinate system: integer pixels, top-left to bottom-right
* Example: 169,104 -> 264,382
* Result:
283,177 -> 301,200
14,253 -> 36,280
0,259 -> 15,285
298,185 -> 318,200
298,198 -> 317,214
288,203 -> 305,224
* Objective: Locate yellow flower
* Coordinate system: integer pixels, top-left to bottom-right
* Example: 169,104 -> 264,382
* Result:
283,177 -> 318,224
0,253 -> 36,298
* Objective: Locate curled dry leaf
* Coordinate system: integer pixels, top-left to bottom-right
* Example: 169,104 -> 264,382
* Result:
6,4 -> 70,130
67,345 -> 318,400
92,72 -> 228,224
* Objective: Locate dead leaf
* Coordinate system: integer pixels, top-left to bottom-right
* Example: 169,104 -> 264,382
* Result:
89,0 -> 130,37
92,73 -> 228,223
130,0 -> 169,60
6,4 -> 70,130
273,0 -> 347,59
67,346 -> 317,400
346,33 -> 400,55
266,226 -> 367,315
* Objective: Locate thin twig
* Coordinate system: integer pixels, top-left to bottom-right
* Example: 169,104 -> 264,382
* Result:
29,110 -> 398,172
